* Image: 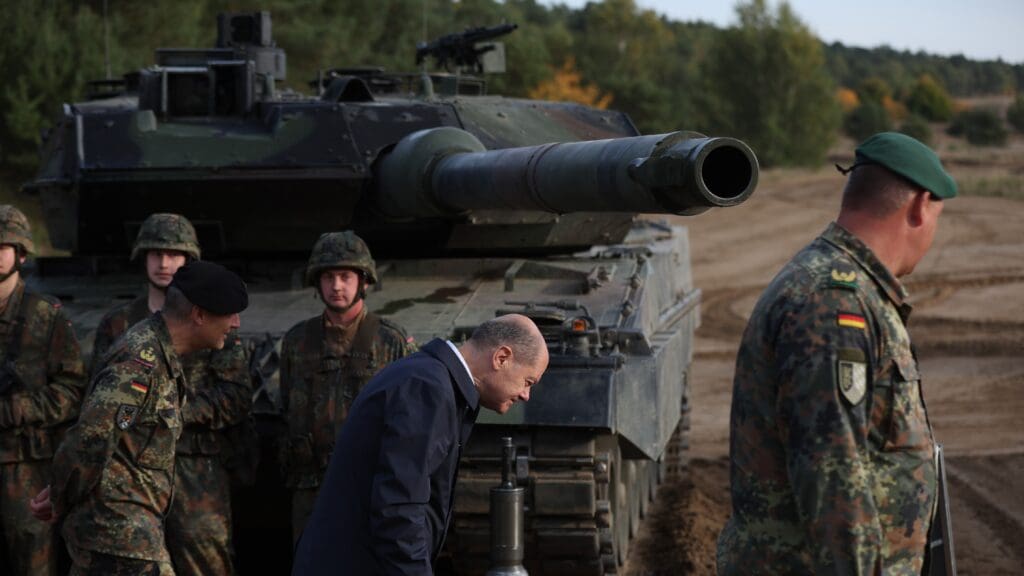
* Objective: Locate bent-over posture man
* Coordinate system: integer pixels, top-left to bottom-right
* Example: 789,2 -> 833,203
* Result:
292,314 -> 549,576
717,132 -> 956,575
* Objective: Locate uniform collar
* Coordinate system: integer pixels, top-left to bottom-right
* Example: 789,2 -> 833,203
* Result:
130,292 -> 153,322
151,312 -> 185,382
822,222 -> 909,309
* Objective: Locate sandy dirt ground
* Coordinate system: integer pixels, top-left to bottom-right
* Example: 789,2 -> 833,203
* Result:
624,137 -> 1024,575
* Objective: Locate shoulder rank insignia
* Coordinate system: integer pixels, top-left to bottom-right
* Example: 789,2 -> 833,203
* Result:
130,380 -> 149,394
133,347 -> 156,369
837,312 -> 866,330
829,268 -> 858,289
116,404 -> 139,430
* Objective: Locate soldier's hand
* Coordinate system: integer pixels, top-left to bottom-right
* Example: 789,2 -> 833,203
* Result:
29,485 -> 55,524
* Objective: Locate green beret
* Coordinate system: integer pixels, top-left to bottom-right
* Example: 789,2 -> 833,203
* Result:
169,261 -> 249,315
855,132 -> 957,199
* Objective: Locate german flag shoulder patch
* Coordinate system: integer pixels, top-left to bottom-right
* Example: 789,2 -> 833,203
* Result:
837,312 -> 866,330
130,380 -> 150,394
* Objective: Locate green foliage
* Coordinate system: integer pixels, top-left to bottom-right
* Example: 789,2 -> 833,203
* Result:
947,107 -> 1008,146
825,43 -> 1021,98
0,2 -> 106,169
1,0 -> 1019,176
906,75 -> 954,121
843,101 -> 892,142
857,77 -> 892,104
898,114 -> 933,145
569,0 -> 691,133
698,0 -> 840,166
1007,95 -> 1024,133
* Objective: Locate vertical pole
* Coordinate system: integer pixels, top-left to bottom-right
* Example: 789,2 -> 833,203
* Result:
486,437 -> 528,576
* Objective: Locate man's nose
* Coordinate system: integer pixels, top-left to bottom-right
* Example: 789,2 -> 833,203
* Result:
230,314 -> 241,330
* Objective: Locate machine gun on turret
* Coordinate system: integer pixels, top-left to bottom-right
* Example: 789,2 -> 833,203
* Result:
415,23 -> 518,73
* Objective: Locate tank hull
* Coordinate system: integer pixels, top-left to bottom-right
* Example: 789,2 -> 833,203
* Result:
28,221 -> 697,574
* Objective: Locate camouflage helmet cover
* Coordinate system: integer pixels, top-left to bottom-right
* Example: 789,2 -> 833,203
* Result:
0,205 -> 35,255
305,231 -> 377,286
131,213 -> 201,261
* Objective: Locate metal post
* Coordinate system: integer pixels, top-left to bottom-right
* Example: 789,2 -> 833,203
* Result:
486,437 -> 528,576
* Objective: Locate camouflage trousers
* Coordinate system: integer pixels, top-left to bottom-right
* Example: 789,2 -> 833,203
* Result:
67,545 -> 175,576
0,460 -> 57,576
291,487 -> 321,545
165,455 -> 235,576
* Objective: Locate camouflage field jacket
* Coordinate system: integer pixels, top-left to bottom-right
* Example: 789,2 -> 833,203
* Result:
279,309 -> 413,489
717,223 -> 937,575
92,295 -> 252,458
0,279 -> 86,463
52,313 -> 185,562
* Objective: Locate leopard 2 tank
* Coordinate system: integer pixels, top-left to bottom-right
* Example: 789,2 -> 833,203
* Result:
22,11 -> 758,574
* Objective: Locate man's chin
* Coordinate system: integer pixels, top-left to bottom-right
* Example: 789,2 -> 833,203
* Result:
490,402 -> 514,415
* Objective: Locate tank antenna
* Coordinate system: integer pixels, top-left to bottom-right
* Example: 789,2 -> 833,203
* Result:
102,0 -> 112,80
421,0 -> 428,65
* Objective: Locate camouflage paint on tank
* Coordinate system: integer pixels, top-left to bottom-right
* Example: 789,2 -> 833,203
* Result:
23,12 -> 761,575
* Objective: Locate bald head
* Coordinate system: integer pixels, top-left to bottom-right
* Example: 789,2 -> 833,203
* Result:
468,314 -> 547,366
462,314 -> 549,414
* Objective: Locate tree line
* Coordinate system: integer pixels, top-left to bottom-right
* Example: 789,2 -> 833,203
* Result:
2,0 -> 1022,175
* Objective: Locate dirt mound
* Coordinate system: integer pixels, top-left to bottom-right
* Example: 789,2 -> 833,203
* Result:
624,458 -> 731,576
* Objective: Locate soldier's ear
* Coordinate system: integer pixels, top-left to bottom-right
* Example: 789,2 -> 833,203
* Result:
906,190 -> 930,228
190,305 -> 205,326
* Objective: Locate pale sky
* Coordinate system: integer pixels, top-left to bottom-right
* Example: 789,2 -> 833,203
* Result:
541,0 -> 1024,64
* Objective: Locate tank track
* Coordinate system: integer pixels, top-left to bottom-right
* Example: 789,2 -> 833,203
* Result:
446,397 -> 691,575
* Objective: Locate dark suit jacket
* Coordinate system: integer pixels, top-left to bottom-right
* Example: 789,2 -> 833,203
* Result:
291,338 -> 480,576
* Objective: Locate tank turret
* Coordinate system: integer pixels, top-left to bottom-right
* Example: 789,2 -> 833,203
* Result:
23,12 -> 758,575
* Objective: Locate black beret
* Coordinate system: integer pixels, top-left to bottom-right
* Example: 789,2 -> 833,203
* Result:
169,261 -> 248,315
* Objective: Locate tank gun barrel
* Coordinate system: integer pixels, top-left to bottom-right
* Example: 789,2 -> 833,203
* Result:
374,128 -> 758,220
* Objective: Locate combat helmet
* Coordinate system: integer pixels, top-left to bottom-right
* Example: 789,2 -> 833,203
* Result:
0,205 -> 35,255
131,213 -> 201,261
305,231 -> 377,286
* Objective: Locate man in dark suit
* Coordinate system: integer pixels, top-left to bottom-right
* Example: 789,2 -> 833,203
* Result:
291,314 -> 548,576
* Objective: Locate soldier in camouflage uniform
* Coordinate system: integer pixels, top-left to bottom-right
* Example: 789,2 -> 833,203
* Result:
280,231 -> 414,542
90,213 -> 253,576
91,213 -> 203,370
34,261 -> 248,575
0,205 -> 86,576
717,133 -> 956,575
